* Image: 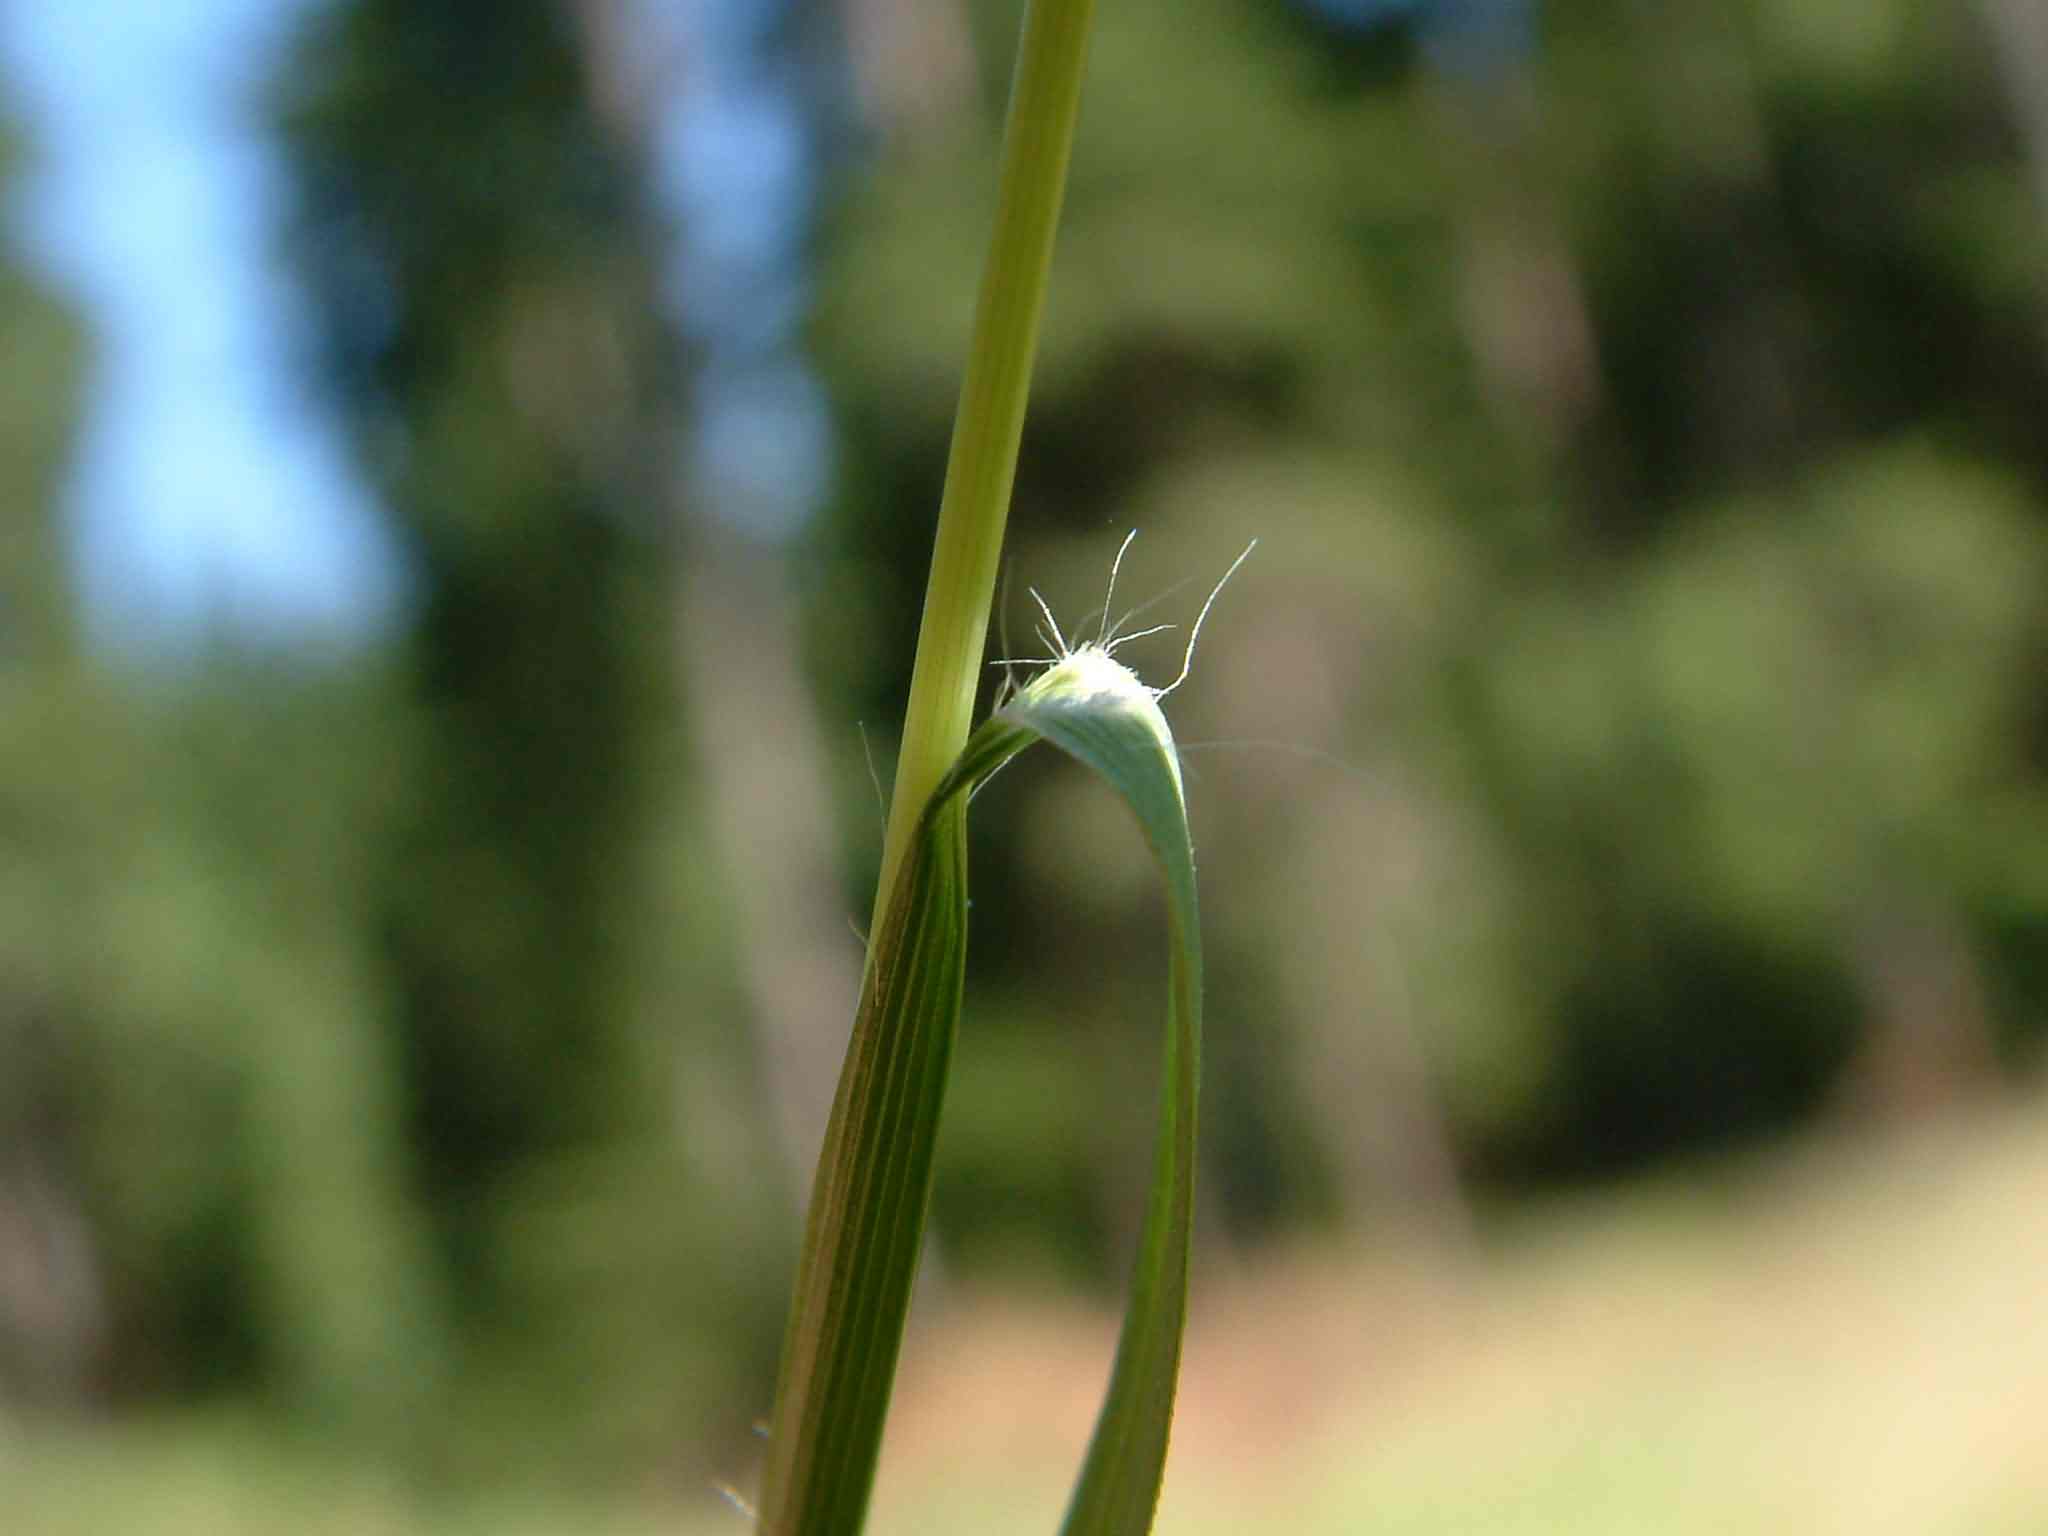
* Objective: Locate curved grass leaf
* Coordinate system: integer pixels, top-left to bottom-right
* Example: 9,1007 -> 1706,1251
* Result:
758,646 -> 1201,1536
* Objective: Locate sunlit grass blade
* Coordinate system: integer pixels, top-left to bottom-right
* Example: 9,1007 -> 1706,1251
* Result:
757,647 -> 1202,1536
998,653 -> 1201,1536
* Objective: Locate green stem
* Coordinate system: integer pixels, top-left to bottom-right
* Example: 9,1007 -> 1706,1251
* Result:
756,11 -> 1097,1530
871,0 -> 1097,936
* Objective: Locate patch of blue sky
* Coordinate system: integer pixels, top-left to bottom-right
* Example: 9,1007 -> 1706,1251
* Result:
3,0 -> 837,650
1,0 -> 405,653
695,357 -> 834,540
651,0 -> 831,541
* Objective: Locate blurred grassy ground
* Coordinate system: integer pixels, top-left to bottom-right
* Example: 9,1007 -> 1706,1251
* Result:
11,1093 -> 2045,1535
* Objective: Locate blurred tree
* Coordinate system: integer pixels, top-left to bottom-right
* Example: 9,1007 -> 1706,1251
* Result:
564,0 -> 874,1226
0,102 -> 104,1404
276,0 -> 783,1479
282,0 -> 667,1190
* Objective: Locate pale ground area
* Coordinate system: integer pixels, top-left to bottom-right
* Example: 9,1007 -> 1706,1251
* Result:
10,1092 -> 2047,1534
874,1096 -> 2048,1535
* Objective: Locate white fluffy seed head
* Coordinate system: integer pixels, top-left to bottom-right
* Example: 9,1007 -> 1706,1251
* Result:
996,532 -> 1255,715
1045,643 -> 1144,699
1015,643 -> 1173,742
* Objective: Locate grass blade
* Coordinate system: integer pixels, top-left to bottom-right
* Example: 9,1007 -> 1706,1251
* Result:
996,652 -> 1201,1536
757,646 -> 1202,1536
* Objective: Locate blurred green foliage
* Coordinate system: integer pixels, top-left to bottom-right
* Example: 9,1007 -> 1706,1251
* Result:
808,0 -> 2048,1217
1,0 -> 2045,1505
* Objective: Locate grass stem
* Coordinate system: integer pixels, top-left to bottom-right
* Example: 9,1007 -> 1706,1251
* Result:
870,0 -> 1097,935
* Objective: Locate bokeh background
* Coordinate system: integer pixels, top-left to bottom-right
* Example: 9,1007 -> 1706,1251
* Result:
4,0 -> 2047,1531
